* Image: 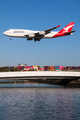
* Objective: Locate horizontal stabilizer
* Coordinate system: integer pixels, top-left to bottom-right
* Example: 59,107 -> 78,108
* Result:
64,30 -> 76,35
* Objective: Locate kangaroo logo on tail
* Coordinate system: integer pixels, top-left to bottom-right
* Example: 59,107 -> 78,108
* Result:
63,24 -> 74,32
58,22 -> 75,34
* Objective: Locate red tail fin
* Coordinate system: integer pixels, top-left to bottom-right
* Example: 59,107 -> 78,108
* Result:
58,22 -> 75,34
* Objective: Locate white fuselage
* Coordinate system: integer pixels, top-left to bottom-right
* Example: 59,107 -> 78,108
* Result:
3,29 -> 58,38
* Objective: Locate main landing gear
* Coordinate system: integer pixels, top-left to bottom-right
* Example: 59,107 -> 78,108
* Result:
34,38 -> 40,42
10,37 -> 12,40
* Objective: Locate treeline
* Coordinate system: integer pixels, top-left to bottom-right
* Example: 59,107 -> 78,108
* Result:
0,67 -> 19,72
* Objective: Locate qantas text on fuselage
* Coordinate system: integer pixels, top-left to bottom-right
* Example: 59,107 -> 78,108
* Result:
3,22 -> 75,42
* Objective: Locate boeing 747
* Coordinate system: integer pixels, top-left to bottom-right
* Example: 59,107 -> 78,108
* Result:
3,22 -> 75,42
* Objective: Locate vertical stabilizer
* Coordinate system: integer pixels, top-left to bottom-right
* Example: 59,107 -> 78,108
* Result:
58,22 -> 75,34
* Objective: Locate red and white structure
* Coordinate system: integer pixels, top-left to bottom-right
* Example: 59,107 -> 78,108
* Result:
3,22 -> 75,42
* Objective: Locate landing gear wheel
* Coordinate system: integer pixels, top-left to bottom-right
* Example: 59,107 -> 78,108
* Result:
10,37 -> 12,40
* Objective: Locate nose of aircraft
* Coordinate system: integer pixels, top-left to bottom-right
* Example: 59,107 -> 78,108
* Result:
3,31 -> 6,35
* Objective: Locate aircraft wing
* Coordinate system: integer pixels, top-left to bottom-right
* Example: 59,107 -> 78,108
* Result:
24,25 -> 60,41
34,25 -> 60,41
44,25 -> 60,34
34,25 -> 60,36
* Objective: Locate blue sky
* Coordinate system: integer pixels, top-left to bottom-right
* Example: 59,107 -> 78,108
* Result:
0,0 -> 80,66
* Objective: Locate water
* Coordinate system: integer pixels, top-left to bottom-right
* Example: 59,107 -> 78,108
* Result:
0,80 -> 80,120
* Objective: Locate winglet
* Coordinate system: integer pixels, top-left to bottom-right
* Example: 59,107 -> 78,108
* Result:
57,25 -> 60,28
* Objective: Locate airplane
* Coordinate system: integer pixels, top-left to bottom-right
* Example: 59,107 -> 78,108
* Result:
3,22 -> 75,42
